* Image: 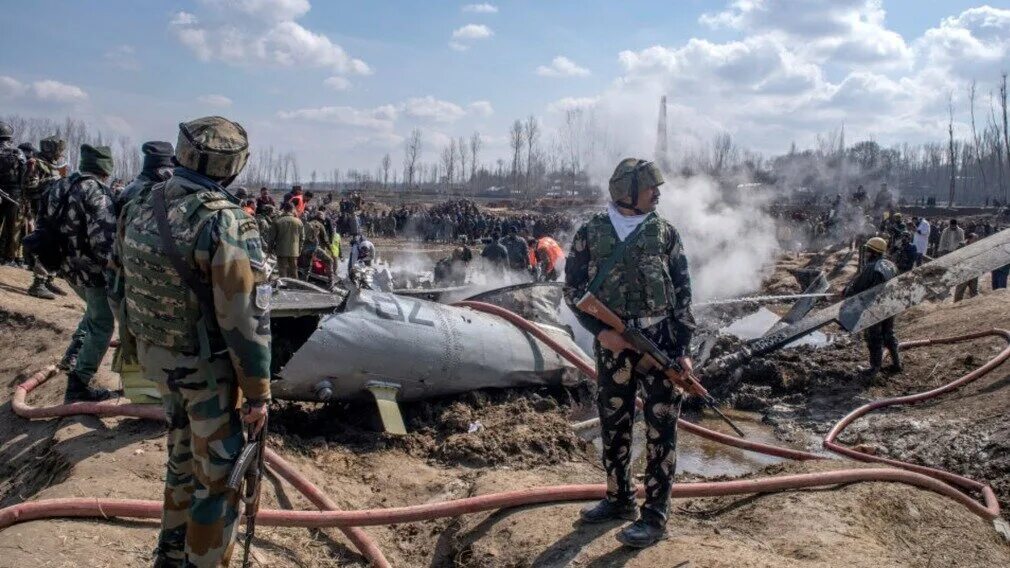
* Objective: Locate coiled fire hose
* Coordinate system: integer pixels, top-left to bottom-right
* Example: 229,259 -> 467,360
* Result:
2,303 -> 1006,567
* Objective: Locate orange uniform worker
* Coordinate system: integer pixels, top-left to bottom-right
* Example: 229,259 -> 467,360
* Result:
533,224 -> 564,280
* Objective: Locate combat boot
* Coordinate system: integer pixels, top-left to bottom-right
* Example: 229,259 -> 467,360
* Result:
27,278 -> 56,300
579,499 -> 638,523
884,345 -> 902,374
64,372 -> 115,403
616,514 -> 668,548
44,277 -> 68,296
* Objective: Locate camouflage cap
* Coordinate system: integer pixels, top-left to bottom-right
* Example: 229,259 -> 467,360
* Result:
608,158 -> 664,205
40,136 -> 66,161
176,116 -> 249,179
0,122 -> 12,140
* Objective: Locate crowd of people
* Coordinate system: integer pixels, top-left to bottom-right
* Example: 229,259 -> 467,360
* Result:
355,198 -> 574,244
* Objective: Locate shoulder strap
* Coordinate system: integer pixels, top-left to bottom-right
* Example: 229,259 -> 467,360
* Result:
152,185 -> 217,314
586,213 -> 655,295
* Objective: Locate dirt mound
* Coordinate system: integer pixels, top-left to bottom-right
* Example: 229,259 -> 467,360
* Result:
272,387 -> 594,469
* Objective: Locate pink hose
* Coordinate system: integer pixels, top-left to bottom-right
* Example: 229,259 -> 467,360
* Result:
12,366 -> 391,567
1,306 -> 1005,566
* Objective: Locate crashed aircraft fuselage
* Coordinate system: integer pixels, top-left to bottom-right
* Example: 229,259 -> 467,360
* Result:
270,284 -> 586,403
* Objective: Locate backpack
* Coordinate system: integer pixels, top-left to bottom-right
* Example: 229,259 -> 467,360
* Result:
22,174 -> 96,272
0,146 -> 23,188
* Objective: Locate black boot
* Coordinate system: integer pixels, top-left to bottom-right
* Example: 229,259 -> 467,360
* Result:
27,277 -> 56,300
58,338 -> 83,371
64,372 -> 115,403
885,344 -> 902,373
44,277 -> 68,296
616,514 -> 668,548
579,499 -> 638,523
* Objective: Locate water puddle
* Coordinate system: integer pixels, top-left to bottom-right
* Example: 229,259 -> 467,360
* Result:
585,409 -> 797,478
723,307 -> 834,348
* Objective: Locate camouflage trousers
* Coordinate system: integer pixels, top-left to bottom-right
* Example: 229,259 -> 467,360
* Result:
595,321 -> 683,525
0,195 -> 20,262
138,341 -> 244,568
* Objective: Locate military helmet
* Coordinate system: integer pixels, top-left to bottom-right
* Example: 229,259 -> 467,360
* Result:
865,236 -> 888,255
175,116 -> 249,179
608,158 -> 664,206
0,122 -> 12,140
39,136 -> 66,161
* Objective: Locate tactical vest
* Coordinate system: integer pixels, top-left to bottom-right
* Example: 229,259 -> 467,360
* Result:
585,213 -> 674,319
121,186 -> 240,353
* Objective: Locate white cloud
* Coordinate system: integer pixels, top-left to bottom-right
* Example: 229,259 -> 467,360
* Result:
169,3 -> 370,75
0,76 -> 28,99
170,11 -> 198,26
467,100 -> 494,116
402,96 -> 467,123
700,0 -> 912,67
0,76 -> 88,104
197,94 -> 233,107
536,56 -> 590,77
31,80 -> 88,103
201,0 -> 311,22
105,45 -> 140,70
278,105 -> 397,130
547,96 -> 599,113
448,41 -> 469,52
462,3 -> 497,13
323,76 -> 351,91
452,24 -> 493,40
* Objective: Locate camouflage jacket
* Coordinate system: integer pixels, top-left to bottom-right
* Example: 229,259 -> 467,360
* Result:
564,211 -> 696,357
118,169 -> 272,401
44,172 -> 116,288
20,157 -> 61,200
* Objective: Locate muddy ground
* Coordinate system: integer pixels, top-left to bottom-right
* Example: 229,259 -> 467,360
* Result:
1,256 -> 1009,567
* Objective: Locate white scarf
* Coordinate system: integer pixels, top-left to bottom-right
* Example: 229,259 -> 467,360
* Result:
607,201 -> 649,242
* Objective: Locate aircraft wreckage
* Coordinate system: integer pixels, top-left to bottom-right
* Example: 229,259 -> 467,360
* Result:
265,228 -> 1010,432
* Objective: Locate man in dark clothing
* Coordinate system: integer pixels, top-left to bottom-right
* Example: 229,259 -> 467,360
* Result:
116,141 -> 173,213
500,226 -> 530,273
844,237 -> 900,377
0,122 -> 27,264
256,187 -> 276,214
480,233 -> 509,276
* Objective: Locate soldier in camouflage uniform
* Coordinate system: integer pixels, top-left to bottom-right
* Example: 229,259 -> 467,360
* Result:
118,117 -> 271,567
0,122 -> 27,265
22,136 -> 70,300
44,144 -> 119,402
564,158 -> 695,548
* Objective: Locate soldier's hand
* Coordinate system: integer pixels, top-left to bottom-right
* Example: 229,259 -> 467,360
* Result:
242,402 -> 268,436
597,329 -> 635,355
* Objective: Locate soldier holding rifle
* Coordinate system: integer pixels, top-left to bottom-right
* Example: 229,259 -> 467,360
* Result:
564,158 -> 697,548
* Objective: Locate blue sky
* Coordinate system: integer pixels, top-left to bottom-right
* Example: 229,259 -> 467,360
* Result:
3,1 -> 1010,177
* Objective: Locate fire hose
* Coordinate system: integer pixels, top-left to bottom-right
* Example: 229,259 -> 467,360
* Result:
1,305 -> 1007,566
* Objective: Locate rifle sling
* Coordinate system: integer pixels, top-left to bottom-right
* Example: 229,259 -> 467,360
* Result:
586,212 -> 654,295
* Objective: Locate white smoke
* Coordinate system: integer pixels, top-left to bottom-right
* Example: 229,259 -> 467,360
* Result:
656,174 -> 778,301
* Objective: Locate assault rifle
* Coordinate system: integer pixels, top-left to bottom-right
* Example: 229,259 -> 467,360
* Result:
227,416 -> 268,568
576,292 -> 746,438
0,188 -> 18,207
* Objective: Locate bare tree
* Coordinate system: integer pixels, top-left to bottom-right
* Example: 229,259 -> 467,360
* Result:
1002,73 -> 1010,203
403,128 -> 422,191
380,153 -> 391,189
969,81 -> 988,200
457,136 -> 468,191
524,115 -> 540,198
441,140 -> 456,194
989,93 -> 1006,201
948,93 -> 957,207
509,119 -> 523,194
469,132 -> 482,194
